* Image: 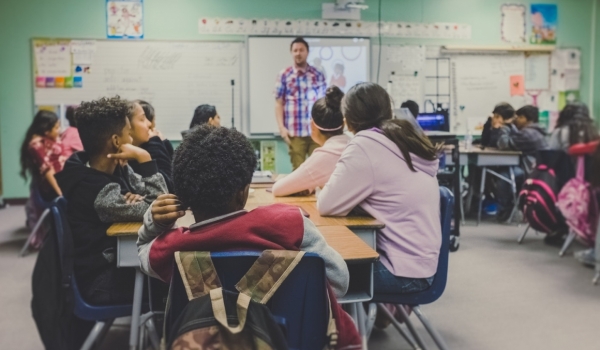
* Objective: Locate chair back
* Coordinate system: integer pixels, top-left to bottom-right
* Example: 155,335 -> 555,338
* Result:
49,197 -> 132,321
166,251 -> 329,350
373,186 -> 454,306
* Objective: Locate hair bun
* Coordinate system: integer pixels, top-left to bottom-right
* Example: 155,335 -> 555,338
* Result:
325,86 -> 344,111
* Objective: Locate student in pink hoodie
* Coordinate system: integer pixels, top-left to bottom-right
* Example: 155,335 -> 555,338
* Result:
318,82 -> 442,295
61,106 -> 83,158
272,86 -> 350,197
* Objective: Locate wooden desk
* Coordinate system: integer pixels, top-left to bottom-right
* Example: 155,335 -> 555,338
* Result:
247,188 -> 316,205
245,201 -> 383,229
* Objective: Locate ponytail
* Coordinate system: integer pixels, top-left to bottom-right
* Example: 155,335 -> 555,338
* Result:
380,119 -> 439,172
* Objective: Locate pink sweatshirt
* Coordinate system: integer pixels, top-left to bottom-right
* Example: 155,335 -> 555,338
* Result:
318,129 -> 441,278
272,134 -> 350,197
61,127 -> 83,158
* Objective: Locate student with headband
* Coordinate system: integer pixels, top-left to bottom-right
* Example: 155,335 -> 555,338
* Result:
272,86 -> 350,197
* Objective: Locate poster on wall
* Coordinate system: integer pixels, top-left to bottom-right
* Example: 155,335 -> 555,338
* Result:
530,4 -> 557,44
501,4 -> 526,43
106,0 -> 144,39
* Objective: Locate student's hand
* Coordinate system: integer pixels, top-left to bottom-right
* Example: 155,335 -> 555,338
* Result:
107,143 -> 152,163
279,127 -> 291,145
491,115 -> 504,129
124,192 -> 144,204
149,128 -> 165,140
151,194 -> 186,226
291,189 -> 313,196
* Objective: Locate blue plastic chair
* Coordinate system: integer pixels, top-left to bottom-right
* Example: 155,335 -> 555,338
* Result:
50,197 -> 135,350
20,183 -> 54,256
370,186 -> 454,350
165,251 -> 330,350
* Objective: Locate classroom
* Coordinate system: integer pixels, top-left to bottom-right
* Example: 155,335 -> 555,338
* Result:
0,0 -> 599,349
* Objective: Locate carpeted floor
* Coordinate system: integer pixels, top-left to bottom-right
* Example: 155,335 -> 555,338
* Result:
0,204 -> 598,350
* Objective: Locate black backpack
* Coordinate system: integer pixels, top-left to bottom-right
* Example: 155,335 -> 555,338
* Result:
518,164 -> 567,234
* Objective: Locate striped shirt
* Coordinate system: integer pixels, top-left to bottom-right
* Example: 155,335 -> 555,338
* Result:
274,65 -> 327,137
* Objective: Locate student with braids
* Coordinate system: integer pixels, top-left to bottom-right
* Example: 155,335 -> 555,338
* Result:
319,82 -> 442,303
272,86 -> 350,196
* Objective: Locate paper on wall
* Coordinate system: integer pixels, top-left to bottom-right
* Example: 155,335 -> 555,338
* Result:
385,45 -> 425,75
524,54 -> 550,90
35,43 -> 72,77
564,69 -> 580,91
71,40 -> 97,65
510,75 -> 525,96
501,4 -> 526,43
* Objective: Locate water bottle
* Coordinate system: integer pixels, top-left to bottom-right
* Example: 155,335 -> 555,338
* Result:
464,130 -> 473,151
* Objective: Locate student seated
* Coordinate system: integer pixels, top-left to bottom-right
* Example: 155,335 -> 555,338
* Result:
478,102 -> 515,147
549,102 -> 599,151
272,86 -> 350,197
55,96 -> 167,305
492,105 -> 548,220
398,100 -> 425,134
317,83 -> 441,305
61,106 -> 83,159
20,110 -> 65,228
137,125 -> 360,347
180,104 -> 221,138
128,100 -> 174,192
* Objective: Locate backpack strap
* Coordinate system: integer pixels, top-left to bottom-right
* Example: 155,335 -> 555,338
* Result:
209,288 -> 251,334
235,250 -> 305,304
175,251 -> 222,300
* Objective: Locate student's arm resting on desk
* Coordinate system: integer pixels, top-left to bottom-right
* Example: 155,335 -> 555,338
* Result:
318,143 -> 373,216
124,161 -> 168,204
137,206 -> 177,279
300,215 -> 349,297
272,154 -> 321,196
94,161 -> 167,223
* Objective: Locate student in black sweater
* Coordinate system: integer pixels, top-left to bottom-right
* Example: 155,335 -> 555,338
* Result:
127,100 -> 174,192
56,96 -> 167,305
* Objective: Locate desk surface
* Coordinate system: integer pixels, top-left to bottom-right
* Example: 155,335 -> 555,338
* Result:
459,146 -> 522,155
247,188 -> 316,205
108,201 -> 384,236
245,201 -> 384,228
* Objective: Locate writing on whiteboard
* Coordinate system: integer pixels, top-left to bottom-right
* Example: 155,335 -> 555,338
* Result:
138,47 -> 183,70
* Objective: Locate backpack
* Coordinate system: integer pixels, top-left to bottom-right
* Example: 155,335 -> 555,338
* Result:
518,164 -> 566,234
165,250 -> 340,350
557,157 -> 596,245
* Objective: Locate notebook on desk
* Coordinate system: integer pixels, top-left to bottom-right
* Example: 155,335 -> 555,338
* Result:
252,170 -> 275,184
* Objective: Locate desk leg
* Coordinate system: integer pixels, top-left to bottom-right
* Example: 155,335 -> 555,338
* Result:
129,268 -> 144,350
477,167 -> 487,226
507,166 -> 518,224
459,165 -> 465,225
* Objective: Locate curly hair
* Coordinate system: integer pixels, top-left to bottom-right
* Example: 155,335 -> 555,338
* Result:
76,96 -> 133,156
173,125 -> 257,214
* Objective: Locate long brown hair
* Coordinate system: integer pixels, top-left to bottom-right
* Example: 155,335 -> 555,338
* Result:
342,82 -> 440,172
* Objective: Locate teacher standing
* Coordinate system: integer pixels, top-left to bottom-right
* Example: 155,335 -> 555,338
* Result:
274,37 -> 327,170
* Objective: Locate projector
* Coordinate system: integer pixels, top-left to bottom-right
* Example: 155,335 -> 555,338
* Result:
322,0 -> 368,20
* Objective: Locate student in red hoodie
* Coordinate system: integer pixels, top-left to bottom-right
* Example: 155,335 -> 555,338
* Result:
137,125 -> 361,349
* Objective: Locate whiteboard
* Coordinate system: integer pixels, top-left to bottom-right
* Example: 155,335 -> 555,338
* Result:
248,37 -> 370,135
450,53 -> 526,134
34,40 -> 243,140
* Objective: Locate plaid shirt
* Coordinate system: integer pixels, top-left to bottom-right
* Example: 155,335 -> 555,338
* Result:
274,65 -> 326,137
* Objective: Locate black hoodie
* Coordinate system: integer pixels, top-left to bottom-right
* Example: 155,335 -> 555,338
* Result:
55,151 -> 167,288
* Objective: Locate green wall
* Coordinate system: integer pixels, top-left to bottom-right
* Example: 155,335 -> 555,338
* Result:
0,0 -> 596,198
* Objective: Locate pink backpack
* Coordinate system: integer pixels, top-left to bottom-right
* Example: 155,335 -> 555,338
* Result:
556,157 -> 596,245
